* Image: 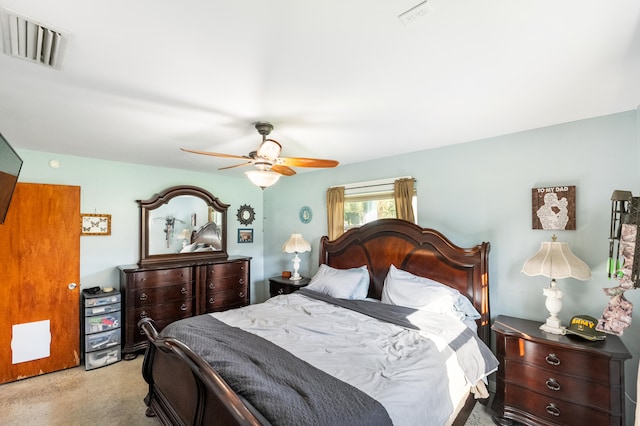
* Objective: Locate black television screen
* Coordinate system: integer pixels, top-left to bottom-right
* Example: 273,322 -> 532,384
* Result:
0,132 -> 23,224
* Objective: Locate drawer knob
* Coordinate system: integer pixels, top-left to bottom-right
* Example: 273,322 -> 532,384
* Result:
238,279 -> 245,285
545,403 -> 560,417
209,283 -> 214,290
546,378 -> 561,391
545,353 -> 560,366
180,303 -> 187,311
278,288 -> 284,295
239,291 -> 245,298
209,297 -> 215,304
140,310 -> 148,318
181,287 -> 187,294
139,293 -> 148,301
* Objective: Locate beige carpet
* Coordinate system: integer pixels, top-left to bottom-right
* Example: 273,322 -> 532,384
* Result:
0,356 -> 496,425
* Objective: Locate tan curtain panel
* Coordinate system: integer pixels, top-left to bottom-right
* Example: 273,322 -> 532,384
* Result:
394,178 -> 415,223
326,186 -> 345,241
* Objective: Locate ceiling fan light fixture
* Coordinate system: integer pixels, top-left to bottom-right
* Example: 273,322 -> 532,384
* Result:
245,170 -> 280,189
257,139 -> 282,162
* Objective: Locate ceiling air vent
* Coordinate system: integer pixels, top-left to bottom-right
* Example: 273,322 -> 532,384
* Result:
0,7 -> 69,70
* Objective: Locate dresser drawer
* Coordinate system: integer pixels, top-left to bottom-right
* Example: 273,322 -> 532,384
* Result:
132,283 -> 192,305
132,267 -> 192,287
127,300 -> 193,345
206,275 -> 247,292
504,359 -> 620,412
206,261 -> 248,278
504,337 -> 613,384
505,383 -> 620,426
206,288 -> 248,311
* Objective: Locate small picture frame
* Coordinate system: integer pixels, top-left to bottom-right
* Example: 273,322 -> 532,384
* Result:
531,185 -> 576,230
81,213 -> 111,236
238,228 -> 253,243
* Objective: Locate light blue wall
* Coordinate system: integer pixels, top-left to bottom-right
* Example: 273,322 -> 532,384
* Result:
15,151 -> 269,302
264,110 -> 640,422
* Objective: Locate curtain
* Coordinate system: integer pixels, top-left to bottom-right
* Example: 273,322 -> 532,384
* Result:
326,186 -> 345,241
394,178 -> 415,223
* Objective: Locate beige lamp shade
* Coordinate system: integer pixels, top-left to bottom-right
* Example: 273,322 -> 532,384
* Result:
522,239 -> 591,281
282,233 -> 311,253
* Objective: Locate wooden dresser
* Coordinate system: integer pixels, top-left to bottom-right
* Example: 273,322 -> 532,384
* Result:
119,256 -> 250,359
492,315 -> 631,426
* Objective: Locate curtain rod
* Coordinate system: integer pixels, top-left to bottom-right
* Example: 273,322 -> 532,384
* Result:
330,176 -> 415,190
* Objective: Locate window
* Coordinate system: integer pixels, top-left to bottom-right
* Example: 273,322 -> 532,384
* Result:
342,178 -> 417,231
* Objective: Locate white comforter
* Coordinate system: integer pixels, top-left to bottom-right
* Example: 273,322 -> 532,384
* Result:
211,292 -> 495,426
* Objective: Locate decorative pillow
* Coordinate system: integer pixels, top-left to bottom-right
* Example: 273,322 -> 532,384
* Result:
306,264 -> 370,299
381,265 -> 481,320
180,242 -> 197,253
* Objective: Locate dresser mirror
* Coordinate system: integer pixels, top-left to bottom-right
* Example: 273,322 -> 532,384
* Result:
138,185 -> 229,266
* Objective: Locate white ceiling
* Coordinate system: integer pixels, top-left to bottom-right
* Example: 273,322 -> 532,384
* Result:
0,0 -> 639,177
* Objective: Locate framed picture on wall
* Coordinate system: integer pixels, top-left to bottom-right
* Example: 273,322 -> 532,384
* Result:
81,213 -> 111,236
238,228 -> 253,243
531,185 -> 576,230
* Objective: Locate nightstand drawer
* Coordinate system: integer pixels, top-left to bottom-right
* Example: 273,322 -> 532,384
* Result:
504,337 -> 613,384
505,383 -> 621,426
270,282 -> 298,296
504,358 -> 621,412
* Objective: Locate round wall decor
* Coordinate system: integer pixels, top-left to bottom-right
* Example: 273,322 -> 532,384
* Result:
237,204 -> 256,226
299,206 -> 312,224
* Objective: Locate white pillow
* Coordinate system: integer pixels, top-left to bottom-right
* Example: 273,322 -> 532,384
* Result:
306,264 -> 370,299
381,265 -> 480,320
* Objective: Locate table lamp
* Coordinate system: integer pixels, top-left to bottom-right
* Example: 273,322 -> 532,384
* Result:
521,234 -> 592,334
282,233 -> 311,281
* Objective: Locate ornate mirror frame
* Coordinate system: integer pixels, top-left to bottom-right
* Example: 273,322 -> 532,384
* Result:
138,185 -> 229,266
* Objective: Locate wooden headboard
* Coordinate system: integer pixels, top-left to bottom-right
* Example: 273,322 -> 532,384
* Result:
319,219 -> 491,345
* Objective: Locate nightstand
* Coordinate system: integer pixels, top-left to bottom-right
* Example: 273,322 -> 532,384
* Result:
492,315 -> 631,426
269,275 -> 310,297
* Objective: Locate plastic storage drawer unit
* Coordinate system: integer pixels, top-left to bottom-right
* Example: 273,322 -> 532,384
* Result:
82,289 -> 122,370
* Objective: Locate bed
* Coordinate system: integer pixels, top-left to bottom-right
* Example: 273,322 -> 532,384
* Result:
138,219 -> 496,425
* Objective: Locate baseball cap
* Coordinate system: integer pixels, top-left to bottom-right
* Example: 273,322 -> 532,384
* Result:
565,315 -> 606,341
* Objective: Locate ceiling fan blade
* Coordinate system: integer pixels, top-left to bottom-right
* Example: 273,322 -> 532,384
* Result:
271,165 -> 297,176
218,162 -> 254,171
180,147 -> 249,160
279,157 -> 339,168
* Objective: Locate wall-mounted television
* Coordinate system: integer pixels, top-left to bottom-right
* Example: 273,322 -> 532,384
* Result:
0,132 -> 23,224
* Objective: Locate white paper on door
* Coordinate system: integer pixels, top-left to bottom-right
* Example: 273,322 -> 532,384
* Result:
11,320 -> 51,364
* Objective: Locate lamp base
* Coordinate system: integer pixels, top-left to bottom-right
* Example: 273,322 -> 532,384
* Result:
540,315 -> 566,334
540,322 -> 566,335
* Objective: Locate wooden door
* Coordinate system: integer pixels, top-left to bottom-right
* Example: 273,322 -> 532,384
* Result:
0,183 -> 81,383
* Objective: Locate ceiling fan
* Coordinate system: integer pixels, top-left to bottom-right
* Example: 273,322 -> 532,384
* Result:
181,122 -> 339,188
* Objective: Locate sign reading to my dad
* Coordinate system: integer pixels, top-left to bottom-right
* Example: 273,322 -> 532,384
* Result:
531,186 -> 576,230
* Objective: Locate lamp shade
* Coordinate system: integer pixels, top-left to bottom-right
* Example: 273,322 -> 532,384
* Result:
282,233 -> 311,253
177,229 -> 191,240
522,239 -> 591,281
245,170 -> 280,189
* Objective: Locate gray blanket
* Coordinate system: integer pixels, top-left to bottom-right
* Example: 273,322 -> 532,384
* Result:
162,314 -> 393,426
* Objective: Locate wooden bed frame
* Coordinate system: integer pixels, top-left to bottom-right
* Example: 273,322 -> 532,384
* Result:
139,219 -> 491,425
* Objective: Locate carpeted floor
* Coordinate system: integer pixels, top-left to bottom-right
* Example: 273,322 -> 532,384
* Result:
0,356 -> 496,425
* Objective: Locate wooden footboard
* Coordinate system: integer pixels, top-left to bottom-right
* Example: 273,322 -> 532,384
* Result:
138,318 -> 269,426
